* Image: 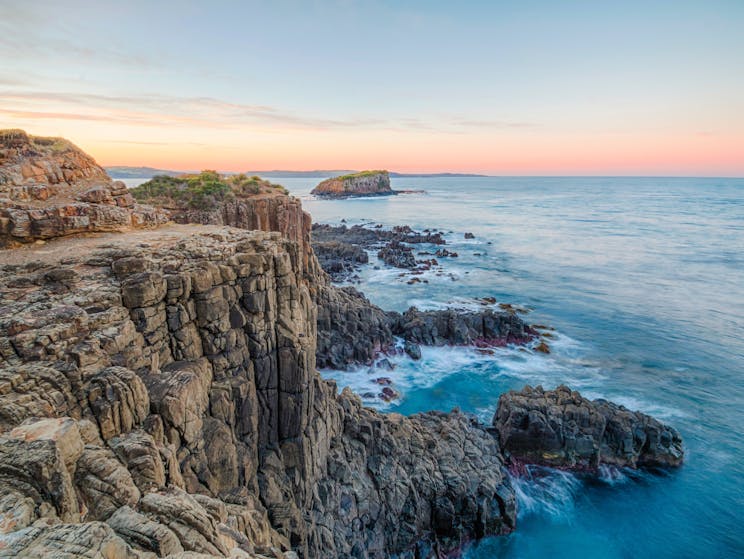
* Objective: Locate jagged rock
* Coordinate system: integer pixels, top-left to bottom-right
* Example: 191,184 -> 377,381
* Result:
0,184 -> 684,559
86,366 -> 150,440
0,364 -> 79,429
0,228 -> 521,557
315,286 -> 395,369
493,385 -> 685,470
0,418 -> 84,523
144,359 -> 212,447
139,487 -> 229,556
0,521 -> 143,558
389,307 -> 534,347
403,341 -> 422,360
377,240 -> 416,268
0,489 -> 37,534
74,446 -> 140,520
0,129 -> 168,246
108,430 -> 167,492
311,241 -> 368,282
107,505 -> 185,557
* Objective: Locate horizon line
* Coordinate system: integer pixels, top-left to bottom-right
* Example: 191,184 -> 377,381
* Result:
104,166 -> 744,180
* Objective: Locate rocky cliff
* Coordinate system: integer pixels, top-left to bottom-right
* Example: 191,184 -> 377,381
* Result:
0,226 -> 515,558
0,130 -> 168,247
0,133 -> 684,559
310,171 -> 394,198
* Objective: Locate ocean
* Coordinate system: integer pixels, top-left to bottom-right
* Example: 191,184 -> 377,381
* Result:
293,176 -> 744,559
125,175 -> 744,557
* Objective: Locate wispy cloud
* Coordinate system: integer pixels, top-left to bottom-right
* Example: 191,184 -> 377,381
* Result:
0,89 -> 536,134
449,118 -> 536,129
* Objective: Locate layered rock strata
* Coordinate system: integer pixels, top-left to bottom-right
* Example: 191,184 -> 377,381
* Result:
311,171 -> 393,198
0,130 -> 168,246
0,226 -> 516,558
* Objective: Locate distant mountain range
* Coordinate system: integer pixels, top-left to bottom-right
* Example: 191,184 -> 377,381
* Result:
105,166 -> 486,179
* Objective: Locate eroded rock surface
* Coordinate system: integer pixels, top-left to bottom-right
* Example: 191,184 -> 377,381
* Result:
389,307 -> 535,347
0,227 -> 516,558
493,385 -> 685,470
0,129 -> 168,246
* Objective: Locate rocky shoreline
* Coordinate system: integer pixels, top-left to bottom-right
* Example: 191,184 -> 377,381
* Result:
0,131 -> 685,559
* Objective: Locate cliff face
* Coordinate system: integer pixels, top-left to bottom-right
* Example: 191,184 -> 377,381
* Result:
168,195 -> 317,277
0,130 -> 168,246
310,171 -> 393,198
0,134 -> 684,558
0,226 -> 515,558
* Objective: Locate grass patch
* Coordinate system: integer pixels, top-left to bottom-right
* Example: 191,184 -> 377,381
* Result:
335,170 -> 388,181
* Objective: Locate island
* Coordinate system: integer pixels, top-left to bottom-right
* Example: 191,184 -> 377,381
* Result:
310,170 -> 396,198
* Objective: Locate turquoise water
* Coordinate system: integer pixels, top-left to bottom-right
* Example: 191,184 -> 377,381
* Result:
284,176 -> 744,559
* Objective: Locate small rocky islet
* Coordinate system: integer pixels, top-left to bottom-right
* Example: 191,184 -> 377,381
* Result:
0,130 -> 684,558
310,170 -> 395,198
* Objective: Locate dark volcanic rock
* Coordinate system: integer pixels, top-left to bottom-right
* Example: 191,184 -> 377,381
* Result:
315,285 -> 396,369
0,228 -> 516,558
389,307 -> 535,347
311,223 -> 445,275
404,340 -> 422,360
312,240 -> 368,281
312,223 -> 445,248
493,385 -> 685,470
377,240 -> 417,268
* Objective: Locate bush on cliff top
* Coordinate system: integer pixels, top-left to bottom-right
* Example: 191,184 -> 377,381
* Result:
130,170 -> 288,210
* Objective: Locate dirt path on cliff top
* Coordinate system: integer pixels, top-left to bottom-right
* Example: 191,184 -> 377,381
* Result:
0,223 -> 234,266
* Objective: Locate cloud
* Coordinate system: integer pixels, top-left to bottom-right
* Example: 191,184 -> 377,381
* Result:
0,89 -> 536,134
0,90 -> 385,131
448,118 -> 536,129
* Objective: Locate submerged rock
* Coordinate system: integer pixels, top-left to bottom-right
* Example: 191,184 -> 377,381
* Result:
493,385 -> 684,470
377,240 -> 417,268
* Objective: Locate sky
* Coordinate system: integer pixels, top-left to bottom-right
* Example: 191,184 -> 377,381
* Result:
1,0 -> 743,175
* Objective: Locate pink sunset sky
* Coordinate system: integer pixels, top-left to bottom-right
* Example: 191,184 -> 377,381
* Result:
1,1 -> 743,176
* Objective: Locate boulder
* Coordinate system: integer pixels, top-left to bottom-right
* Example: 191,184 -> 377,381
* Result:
493,385 -> 684,470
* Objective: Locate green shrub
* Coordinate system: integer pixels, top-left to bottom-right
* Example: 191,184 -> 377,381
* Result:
130,170 -> 291,211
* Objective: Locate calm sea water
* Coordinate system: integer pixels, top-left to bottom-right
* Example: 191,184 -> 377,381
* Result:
290,176 -> 744,559
126,175 -> 743,557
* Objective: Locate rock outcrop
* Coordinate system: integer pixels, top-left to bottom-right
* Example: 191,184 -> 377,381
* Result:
0,226 -> 516,558
493,385 -> 685,470
315,286 -> 396,369
311,171 -> 394,198
312,241 -> 368,282
0,130 -> 169,246
389,307 -> 535,348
